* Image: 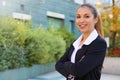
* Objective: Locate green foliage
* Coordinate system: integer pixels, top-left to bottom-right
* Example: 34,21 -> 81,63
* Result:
0,16 -> 27,46
24,27 -> 66,65
0,16 -> 28,71
57,28 -> 75,48
48,27 -> 75,48
0,45 -> 27,71
0,15 -> 74,71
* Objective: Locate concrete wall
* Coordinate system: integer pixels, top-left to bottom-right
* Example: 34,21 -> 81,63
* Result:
0,63 -> 55,80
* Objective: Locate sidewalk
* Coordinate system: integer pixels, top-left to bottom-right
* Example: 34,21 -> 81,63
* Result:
28,71 -> 120,80
102,57 -> 120,75
28,71 -> 64,80
28,57 -> 120,80
101,73 -> 120,80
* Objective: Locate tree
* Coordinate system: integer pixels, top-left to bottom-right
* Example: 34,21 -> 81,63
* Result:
101,5 -> 120,54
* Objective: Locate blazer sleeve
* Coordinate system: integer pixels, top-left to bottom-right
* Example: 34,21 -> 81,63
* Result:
55,45 -> 73,78
64,38 -> 107,77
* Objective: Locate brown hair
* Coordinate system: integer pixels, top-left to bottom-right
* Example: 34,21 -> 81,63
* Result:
77,4 -> 104,38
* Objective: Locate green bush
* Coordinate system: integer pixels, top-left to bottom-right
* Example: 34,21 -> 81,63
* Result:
0,16 -> 28,46
0,16 -> 28,71
24,27 -> 66,65
57,28 -> 75,48
0,45 -> 27,71
48,27 -> 75,48
0,15 -> 74,71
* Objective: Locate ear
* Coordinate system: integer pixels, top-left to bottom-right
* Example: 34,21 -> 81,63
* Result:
94,17 -> 98,24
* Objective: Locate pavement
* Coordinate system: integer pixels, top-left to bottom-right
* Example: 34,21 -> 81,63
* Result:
28,57 -> 120,80
101,73 -> 120,80
28,71 -> 120,80
102,57 -> 120,75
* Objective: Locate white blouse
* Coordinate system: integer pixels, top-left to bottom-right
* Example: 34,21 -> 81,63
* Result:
71,29 -> 98,63
70,29 -> 98,80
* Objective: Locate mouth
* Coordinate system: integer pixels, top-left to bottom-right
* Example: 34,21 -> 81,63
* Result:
79,24 -> 87,29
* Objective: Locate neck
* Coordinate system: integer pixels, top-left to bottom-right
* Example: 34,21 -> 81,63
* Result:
82,30 -> 93,40
80,33 -> 90,46
80,29 -> 94,45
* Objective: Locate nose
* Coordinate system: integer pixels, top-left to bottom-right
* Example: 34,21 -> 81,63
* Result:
79,18 -> 85,23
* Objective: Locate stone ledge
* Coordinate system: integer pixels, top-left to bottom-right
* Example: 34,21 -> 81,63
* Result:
0,62 -> 55,80
102,57 -> 120,75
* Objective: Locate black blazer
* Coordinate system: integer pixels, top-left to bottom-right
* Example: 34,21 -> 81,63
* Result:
55,36 -> 107,80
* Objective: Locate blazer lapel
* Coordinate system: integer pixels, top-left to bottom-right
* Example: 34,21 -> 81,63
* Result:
75,45 -> 88,63
68,45 -> 74,60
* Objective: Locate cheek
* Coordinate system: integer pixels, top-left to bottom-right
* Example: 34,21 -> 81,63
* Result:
86,21 -> 95,30
76,19 -> 79,24
88,19 -> 95,26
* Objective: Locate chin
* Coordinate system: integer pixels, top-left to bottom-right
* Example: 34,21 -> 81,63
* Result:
79,29 -> 86,33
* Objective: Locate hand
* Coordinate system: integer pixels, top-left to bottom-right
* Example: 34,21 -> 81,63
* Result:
68,74 -> 74,79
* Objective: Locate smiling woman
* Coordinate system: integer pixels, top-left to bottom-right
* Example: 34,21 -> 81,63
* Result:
55,3 -> 107,80
76,6 -> 98,36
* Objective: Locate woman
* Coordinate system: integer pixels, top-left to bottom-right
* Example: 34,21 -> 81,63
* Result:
55,4 -> 107,80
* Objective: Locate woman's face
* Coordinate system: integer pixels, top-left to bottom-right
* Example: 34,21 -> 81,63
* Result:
76,6 -> 98,34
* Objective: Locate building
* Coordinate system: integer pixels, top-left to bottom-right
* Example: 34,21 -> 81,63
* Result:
0,0 -> 83,37
1,0 -> 116,37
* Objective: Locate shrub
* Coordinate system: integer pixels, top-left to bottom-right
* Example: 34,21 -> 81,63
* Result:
0,45 -> 27,71
48,27 -> 75,48
24,27 -> 66,65
0,15 -> 74,71
0,16 -> 28,71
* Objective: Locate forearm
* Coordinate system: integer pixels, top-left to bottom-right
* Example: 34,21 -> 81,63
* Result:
55,61 -> 70,77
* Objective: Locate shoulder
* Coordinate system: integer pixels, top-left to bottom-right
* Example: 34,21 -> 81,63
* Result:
89,36 -> 107,49
92,36 -> 106,45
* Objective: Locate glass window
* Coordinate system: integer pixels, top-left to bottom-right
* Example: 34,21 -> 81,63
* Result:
47,17 -> 64,28
70,20 -> 75,33
20,4 -> 25,11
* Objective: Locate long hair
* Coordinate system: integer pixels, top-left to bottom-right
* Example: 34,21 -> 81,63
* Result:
95,16 -> 104,38
77,4 -> 104,38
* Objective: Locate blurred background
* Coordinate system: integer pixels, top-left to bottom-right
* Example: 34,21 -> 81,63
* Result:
0,0 -> 120,80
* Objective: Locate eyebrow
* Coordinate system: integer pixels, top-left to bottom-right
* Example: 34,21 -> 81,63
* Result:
76,13 -> 90,16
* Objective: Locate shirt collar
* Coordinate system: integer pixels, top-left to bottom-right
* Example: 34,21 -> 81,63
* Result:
73,29 -> 98,48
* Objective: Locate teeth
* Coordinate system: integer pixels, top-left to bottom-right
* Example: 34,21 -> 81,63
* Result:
81,24 -> 85,27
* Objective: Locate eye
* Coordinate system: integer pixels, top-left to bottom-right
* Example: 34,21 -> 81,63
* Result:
76,15 -> 81,18
85,15 -> 90,18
